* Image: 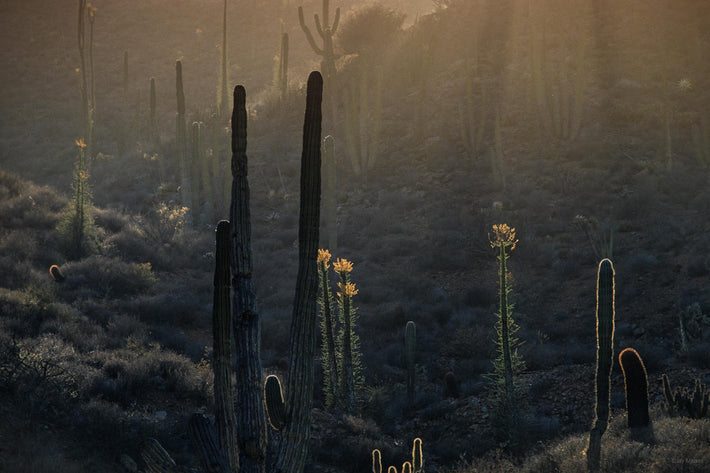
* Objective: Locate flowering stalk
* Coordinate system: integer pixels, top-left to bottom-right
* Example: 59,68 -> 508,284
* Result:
317,249 -> 338,409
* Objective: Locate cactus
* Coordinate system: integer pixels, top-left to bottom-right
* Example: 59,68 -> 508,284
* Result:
444,371 -> 459,399
212,220 -> 238,471
372,449 -> 382,473
49,265 -> 66,283
618,348 -> 650,429
401,462 -> 412,473
587,258 -> 616,472
264,374 -> 287,430
149,77 -> 158,146
322,135 -> 337,250
412,438 -> 423,473
405,320 -> 416,402
334,257 -> 361,413
298,0 -> 339,81
317,249 -> 338,409
458,56 -> 487,160
663,374 -> 709,419
175,61 -> 191,220
343,65 -> 382,176
218,0 -> 229,116
77,0 -> 95,159
279,32 -> 289,101
691,113 -> 709,168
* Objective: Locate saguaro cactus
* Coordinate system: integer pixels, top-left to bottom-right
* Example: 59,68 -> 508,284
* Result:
587,258 -> 616,472
149,77 -> 158,145
405,321 -> 416,402
298,0 -> 339,80
264,374 -> 287,430
372,449 -> 382,473
218,0 -> 229,116
176,61 -> 191,218
322,135 -> 337,250
279,32 -> 289,101
618,348 -> 650,429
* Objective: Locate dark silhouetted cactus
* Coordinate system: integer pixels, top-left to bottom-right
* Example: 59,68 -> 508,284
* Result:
298,0 -> 339,80
49,265 -> 66,283
412,438 -> 423,473
372,449 -> 382,473
587,258 -> 615,472
264,374 -> 287,430
176,61 -> 191,219
405,320 -> 416,401
279,32 -> 289,101
619,348 -> 650,429
663,374 -> 710,419
444,371 -> 459,399
371,439 -> 423,473
213,220 -> 238,471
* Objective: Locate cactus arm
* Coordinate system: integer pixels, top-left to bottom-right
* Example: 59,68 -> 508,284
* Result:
331,7 -> 340,33
314,14 -> 324,40
298,7 -> 324,56
264,375 -> 287,430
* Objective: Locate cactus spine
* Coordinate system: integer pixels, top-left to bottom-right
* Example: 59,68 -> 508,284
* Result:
618,348 -> 650,429
323,135 -> 337,250
587,258 -> 616,472
405,321 -> 416,402
298,0 -> 340,81
213,220 -> 238,471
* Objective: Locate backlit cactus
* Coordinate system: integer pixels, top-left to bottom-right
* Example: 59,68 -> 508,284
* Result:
175,60 -> 191,218
317,248 -> 338,409
298,0 -> 340,80
618,347 -> 650,429
587,258 -> 616,472
663,374 -> 710,419
264,374 -> 287,430
405,320 -> 416,402
49,265 -> 66,283
372,449 -> 382,473
412,438 -> 423,473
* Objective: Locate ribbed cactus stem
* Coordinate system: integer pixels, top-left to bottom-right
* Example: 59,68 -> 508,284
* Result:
372,449 -> 382,473
264,374 -> 287,430
619,348 -> 650,429
212,220 -> 238,471
318,253 -> 338,409
275,70 -> 323,473
188,414 -> 231,473
230,84 -> 267,473
405,321 -> 416,401
587,258 -> 615,472
323,135 -> 337,250
412,438 -> 423,473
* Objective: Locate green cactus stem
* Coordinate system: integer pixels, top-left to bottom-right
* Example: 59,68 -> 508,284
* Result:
587,258 -> 616,472
405,321 -> 416,402
264,374 -> 287,430
618,348 -> 650,429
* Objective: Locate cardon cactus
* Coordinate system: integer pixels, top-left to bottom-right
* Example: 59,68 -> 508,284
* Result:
405,321 -> 416,401
587,258 -> 616,472
618,348 -> 650,429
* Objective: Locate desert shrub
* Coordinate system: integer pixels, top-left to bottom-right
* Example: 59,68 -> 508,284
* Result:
337,3 -> 405,58
0,287 -> 76,338
58,255 -> 156,299
118,289 -> 205,327
141,201 -> 188,245
93,206 -> 130,233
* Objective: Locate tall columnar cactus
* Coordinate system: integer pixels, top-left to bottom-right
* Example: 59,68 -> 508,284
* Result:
458,55 -> 487,160
176,61 -> 191,219
123,50 -> 129,99
279,32 -> 289,101
405,320 -> 416,402
587,258 -> 616,472
298,0 -> 340,81
218,0 -> 229,116
213,220 -> 238,471
149,77 -> 158,145
77,0 -> 95,160
317,249 -> 338,409
618,348 -> 650,429
322,135 -> 337,250
691,113 -> 709,168
343,65 -> 383,176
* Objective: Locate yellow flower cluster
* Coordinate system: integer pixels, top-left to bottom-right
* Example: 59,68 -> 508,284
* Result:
333,257 -> 353,274
317,249 -> 332,268
489,223 -> 518,250
75,138 -> 87,149
337,281 -> 359,298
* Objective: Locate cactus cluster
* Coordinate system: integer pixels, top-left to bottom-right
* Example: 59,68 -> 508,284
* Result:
372,438 -> 424,473
141,72 -> 323,473
663,375 -> 710,419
